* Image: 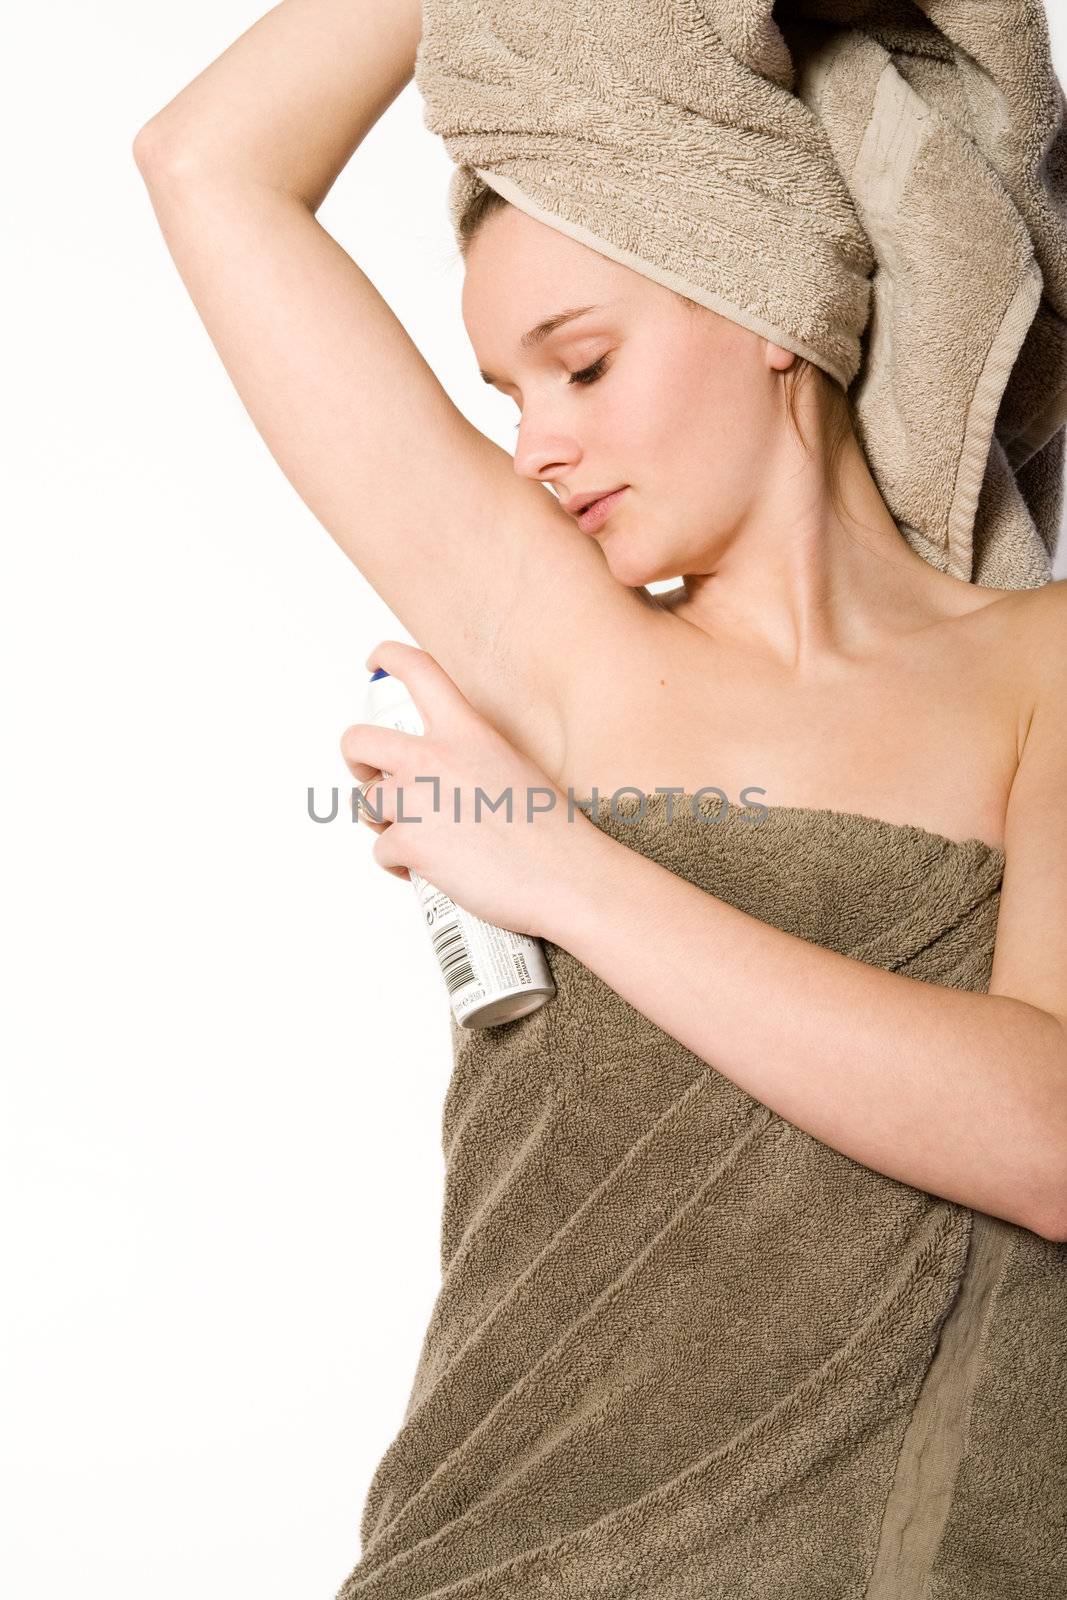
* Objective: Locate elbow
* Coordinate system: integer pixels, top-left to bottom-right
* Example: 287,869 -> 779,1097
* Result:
132,119 -> 167,175
1028,1017 -> 1067,1243
1035,1175 -> 1067,1244
1029,1141 -> 1067,1244
1034,1211 -> 1067,1246
132,118 -> 204,182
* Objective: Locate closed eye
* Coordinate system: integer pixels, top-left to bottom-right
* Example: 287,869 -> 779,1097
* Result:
568,355 -> 609,387
511,356 -> 610,430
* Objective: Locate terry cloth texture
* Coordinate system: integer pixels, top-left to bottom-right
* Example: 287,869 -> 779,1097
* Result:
335,793 -> 1067,1599
414,0 -> 1067,588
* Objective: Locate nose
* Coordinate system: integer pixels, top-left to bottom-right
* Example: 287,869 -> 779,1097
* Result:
512,420 -> 581,491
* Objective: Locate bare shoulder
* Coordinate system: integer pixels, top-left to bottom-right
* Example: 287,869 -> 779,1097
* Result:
949,575 -> 1067,656
999,576 -> 1067,667
1022,575 -> 1067,694
1023,573 -> 1067,621
990,574 -> 1067,618
984,578 -> 1067,756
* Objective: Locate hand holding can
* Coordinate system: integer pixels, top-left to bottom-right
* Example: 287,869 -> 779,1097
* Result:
359,667 -> 556,1029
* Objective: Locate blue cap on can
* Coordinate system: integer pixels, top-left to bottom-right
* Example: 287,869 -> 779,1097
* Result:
369,667 -> 390,681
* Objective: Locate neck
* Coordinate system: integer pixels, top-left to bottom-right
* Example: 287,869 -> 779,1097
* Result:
664,432 -> 954,677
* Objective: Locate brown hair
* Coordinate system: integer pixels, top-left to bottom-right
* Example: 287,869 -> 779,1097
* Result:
457,182 -> 857,525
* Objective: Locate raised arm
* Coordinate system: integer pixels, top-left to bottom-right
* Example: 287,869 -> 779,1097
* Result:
132,0 -> 635,771
133,0 -> 419,210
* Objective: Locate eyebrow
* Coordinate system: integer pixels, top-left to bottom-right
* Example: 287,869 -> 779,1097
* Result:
478,303 -> 608,385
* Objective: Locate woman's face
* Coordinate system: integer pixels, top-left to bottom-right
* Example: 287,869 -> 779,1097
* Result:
462,200 -> 796,590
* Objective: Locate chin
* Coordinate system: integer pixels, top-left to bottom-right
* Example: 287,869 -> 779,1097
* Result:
605,545 -> 670,591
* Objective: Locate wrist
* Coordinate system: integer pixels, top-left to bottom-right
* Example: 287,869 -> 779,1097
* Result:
540,815 -> 626,952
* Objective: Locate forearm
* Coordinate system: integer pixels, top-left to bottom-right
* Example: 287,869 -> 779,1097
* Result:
133,0 -> 421,210
551,829 -> 1067,1239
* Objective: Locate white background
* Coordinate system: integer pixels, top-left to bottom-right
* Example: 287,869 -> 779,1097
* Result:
5,6 -> 1067,1597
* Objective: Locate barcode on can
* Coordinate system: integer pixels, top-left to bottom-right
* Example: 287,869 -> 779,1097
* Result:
431,924 -> 476,995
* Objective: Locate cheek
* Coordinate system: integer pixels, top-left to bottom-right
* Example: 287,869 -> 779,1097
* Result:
609,347 -> 767,507
638,365 -> 730,481
609,366 -> 690,469
678,362 -> 770,475
637,349 -> 718,444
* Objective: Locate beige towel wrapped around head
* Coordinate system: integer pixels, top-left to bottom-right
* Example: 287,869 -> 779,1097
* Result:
414,0 -> 1067,587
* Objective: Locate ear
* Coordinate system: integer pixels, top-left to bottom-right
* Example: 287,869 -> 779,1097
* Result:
765,341 -> 798,374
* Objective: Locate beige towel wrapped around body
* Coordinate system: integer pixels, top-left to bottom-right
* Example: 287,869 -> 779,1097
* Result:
336,797 -> 1067,1597
414,0 -> 1067,587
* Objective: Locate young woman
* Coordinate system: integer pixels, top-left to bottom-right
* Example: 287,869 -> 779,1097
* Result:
135,0 -> 1067,1592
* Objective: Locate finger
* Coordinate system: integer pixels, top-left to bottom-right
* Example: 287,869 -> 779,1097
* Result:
351,772 -> 394,831
346,756 -> 381,784
338,723 -> 419,778
372,821 -> 411,881
364,640 -> 470,737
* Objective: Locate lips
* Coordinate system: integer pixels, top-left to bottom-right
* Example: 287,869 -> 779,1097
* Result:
577,486 -> 628,534
562,486 -> 625,516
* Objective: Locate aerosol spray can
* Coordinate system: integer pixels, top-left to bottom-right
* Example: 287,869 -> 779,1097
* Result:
361,668 -> 557,1028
